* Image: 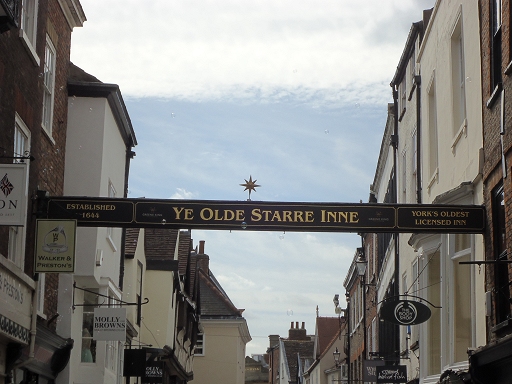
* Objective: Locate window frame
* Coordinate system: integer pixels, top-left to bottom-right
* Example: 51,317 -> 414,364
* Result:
42,35 -> 56,140
19,0 -> 40,65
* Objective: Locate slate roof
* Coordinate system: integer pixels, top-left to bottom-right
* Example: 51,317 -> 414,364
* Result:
282,338 -> 314,383
197,267 -> 242,318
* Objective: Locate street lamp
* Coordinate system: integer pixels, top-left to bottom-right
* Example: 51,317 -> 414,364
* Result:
355,247 -> 367,364
333,347 -> 341,367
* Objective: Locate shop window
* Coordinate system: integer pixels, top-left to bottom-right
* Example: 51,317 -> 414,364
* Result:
81,289 -> 98,363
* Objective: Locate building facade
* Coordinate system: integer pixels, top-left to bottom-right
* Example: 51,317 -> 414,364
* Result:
0,1 -> 84,382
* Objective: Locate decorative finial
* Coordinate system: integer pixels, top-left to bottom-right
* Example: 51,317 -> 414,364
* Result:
240,176 -> 260,201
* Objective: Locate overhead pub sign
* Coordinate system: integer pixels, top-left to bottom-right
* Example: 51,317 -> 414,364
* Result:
46,197 -> 486,234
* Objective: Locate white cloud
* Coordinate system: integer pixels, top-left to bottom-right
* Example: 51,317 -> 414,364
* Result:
72,0 -> 435,105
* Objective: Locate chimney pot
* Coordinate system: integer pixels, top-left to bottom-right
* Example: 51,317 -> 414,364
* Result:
296,322 -> 299,329
290,322 -> 294,329
199,240 -> 205,254
302,322 -> 305,329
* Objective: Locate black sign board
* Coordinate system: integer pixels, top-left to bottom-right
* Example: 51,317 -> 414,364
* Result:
380,300 -> 431,325
46,197 -> 486,234
376,365 -> 407,383
143,361 -> 164,383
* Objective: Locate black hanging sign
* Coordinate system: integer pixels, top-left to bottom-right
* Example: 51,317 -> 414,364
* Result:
46,197 -> 486,233
376,365 -> 407,383
380,300 -> 431,325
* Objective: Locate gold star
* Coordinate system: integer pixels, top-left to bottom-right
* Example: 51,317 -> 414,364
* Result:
240,176 -> 260,200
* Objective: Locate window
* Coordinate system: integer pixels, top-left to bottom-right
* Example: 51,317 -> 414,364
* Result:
107,181 -> 116,249
427,75 -> 438,183
20,0 -> 39,64
195,333 -> 204,355
81,289 -> 98,363
42,36 -> 56,137
37,273 -> 46,317
425,251 -> 441,375
412,130 -> 418,202
8,115 -> 30,268
400,76 -> 407,115
401,150 -> 407,203
451,234 -> 472,362
451,14 -> 466,134
491,0 -> 502,91
492,184 -> 510,324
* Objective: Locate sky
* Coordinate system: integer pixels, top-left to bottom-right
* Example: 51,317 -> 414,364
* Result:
70,0 -> 435,356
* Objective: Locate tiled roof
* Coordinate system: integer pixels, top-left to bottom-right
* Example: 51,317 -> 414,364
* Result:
144,228 -> 179,259
198,269 -> 241,318
282,338 -> 314,382
69,62 -> 102,82
124,228 -> 140,258
314,317 -> 341,358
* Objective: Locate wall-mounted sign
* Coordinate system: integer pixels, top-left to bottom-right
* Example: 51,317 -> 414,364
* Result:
35,219 -> 76,273
93,307 -> 126,341
380,300 -> 431,325
376,365 -> 407,383
47,196 -> 486,234
0,163 -> 28,226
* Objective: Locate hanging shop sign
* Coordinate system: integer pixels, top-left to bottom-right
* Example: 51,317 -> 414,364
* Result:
46,197 -> 486,234
376,365 -> 408,383
380,299 -> 431,325
363,360 -> 385,382
143,361 -> 164,383
34,219 -> 76,273
93,307 -> 127,341
0,163 -> 28,226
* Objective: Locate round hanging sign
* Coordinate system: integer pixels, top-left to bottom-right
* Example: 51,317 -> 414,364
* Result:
380,300 -> 431,325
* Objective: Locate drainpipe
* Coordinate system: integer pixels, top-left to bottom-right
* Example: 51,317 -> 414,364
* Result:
391,84 -> 400,360
12,273 -> 39,371
415,75 -> 422,203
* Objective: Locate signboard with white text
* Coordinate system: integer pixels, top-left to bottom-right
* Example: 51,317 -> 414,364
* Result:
0,163 -> 28,226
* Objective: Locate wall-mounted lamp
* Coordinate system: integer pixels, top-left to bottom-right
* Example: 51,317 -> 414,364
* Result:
333,347 -> 341,367
355,247 -> 367,277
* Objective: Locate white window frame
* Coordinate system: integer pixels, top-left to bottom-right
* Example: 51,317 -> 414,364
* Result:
450,9 -> 467,148
195,333 -> 205,356
8,114 -> 31,269
37,273 -> 46,317
42,35 -> 56,140
107,180 -> 117,251
401,150 -> 407,203
427,72 -> 439,187
19,0 -> 40,65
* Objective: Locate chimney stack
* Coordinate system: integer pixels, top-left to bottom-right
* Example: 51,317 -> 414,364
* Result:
288,322 -> 308,340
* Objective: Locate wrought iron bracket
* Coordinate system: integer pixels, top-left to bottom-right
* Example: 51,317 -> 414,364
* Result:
72,282 -> 149,310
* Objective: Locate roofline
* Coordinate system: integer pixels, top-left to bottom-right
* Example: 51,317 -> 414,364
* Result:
67,80 -> 137,148
390,21 -> 423,86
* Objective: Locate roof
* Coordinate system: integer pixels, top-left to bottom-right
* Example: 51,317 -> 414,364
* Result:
197,268 -> 242,318
124,228 -> 140,258
314,317 -> 341,358
282,338 -> 314,382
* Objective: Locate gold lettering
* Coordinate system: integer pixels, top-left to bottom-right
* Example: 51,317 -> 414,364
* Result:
283,211 -> 293,222
251,209 -> 262,221
200,208 -> 214,220
305,211 -> 314,222
294,211 -> 304,222
173,207 -> 185,219
350,212 -> 359,223
184,209 -> 194,220
236,210 -> 245,221
271,211 -> 282,221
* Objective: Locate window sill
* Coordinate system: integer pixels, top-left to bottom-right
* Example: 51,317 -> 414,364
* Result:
107,235 -> 118,253
491,318 -> 512,333
398,107 -> 406,122
19,29 -> 40,66
486,83 -> 502,109
41,125 -> 55,145
451,119 -> 467,154
505,61 -> 512,76
427,168 -> 439,192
